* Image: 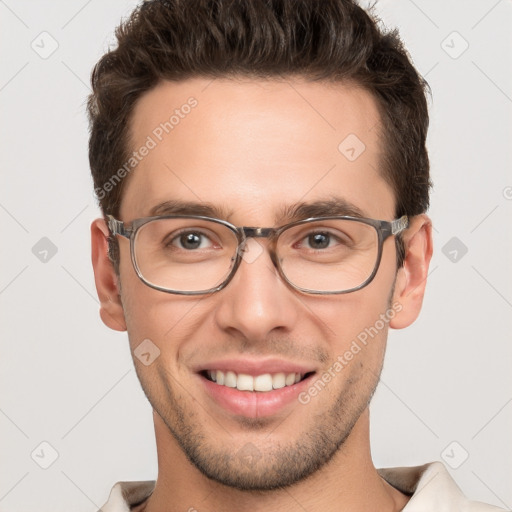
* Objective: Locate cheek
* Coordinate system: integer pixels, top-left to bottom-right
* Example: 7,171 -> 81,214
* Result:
303,261 -> 397,378
120,272 -> 211,360
312,294 -> 392,396
309,287 -> 393,346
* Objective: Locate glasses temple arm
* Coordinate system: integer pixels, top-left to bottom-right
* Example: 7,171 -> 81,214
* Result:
391,215 -> 409,235
106,215 -> 130,238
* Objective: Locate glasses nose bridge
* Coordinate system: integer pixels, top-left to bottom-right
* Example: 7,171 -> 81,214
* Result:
236,226 -> 280,269
239,226 -> 276,240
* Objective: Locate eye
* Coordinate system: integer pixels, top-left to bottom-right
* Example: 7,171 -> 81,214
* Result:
171,231 -> 213,250
305,232 -> 332,249
299,231 -> 346,250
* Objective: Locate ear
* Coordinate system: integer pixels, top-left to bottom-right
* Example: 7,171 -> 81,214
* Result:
389,214 -> 433,329
91,218 -> 127,332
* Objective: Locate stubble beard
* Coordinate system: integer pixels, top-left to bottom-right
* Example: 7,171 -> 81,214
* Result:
145,360 -> 382,492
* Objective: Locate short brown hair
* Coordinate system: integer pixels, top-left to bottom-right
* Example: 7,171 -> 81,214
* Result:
88,0 -> 431,270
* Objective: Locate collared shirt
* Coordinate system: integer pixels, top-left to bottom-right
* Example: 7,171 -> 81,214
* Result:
99,461 -> 508,511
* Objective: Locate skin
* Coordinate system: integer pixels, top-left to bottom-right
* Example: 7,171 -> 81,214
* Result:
91,77 -> 433,512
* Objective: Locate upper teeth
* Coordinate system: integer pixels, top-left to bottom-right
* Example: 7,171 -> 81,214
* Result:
207,370 -> 303,392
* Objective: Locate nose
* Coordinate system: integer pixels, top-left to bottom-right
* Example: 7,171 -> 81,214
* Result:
213,238 -> 300,342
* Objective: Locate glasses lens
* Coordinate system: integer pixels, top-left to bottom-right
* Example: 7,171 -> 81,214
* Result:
133,218 -> 238,292
278,219 -> 379,293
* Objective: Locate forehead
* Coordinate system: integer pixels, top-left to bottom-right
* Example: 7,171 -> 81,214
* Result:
121,77 -> 395,223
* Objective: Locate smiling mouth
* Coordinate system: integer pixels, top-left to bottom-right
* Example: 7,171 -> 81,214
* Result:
201,370 -> 315,392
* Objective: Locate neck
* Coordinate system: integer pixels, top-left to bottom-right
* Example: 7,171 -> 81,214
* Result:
142,409 -> 409,512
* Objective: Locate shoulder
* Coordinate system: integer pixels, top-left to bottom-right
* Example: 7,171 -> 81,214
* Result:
98,480 -> 155,512
379,461 -> 509,512
99,463 -> 509,512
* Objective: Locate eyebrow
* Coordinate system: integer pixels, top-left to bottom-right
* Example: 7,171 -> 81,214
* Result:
147,197 -> 367,225
149,200 -> 233,219
277,198 -> 366,223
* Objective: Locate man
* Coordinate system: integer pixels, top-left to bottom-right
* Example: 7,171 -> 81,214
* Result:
88,0 -> 506,510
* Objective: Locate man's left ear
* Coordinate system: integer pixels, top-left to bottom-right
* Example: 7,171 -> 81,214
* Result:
390,214 -> 433,329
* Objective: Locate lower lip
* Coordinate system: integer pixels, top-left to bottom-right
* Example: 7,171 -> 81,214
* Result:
199,373 -> 314,418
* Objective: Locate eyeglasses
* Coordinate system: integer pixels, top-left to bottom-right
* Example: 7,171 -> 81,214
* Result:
107,214 -> 408,295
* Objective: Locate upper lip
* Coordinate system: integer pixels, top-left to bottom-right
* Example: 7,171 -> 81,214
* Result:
194,357 -> 317,376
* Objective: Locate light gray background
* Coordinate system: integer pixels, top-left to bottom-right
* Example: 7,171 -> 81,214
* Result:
1,1 -> 511,511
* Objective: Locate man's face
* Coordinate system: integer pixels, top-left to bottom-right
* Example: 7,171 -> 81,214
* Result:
116,77 -> 400,489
